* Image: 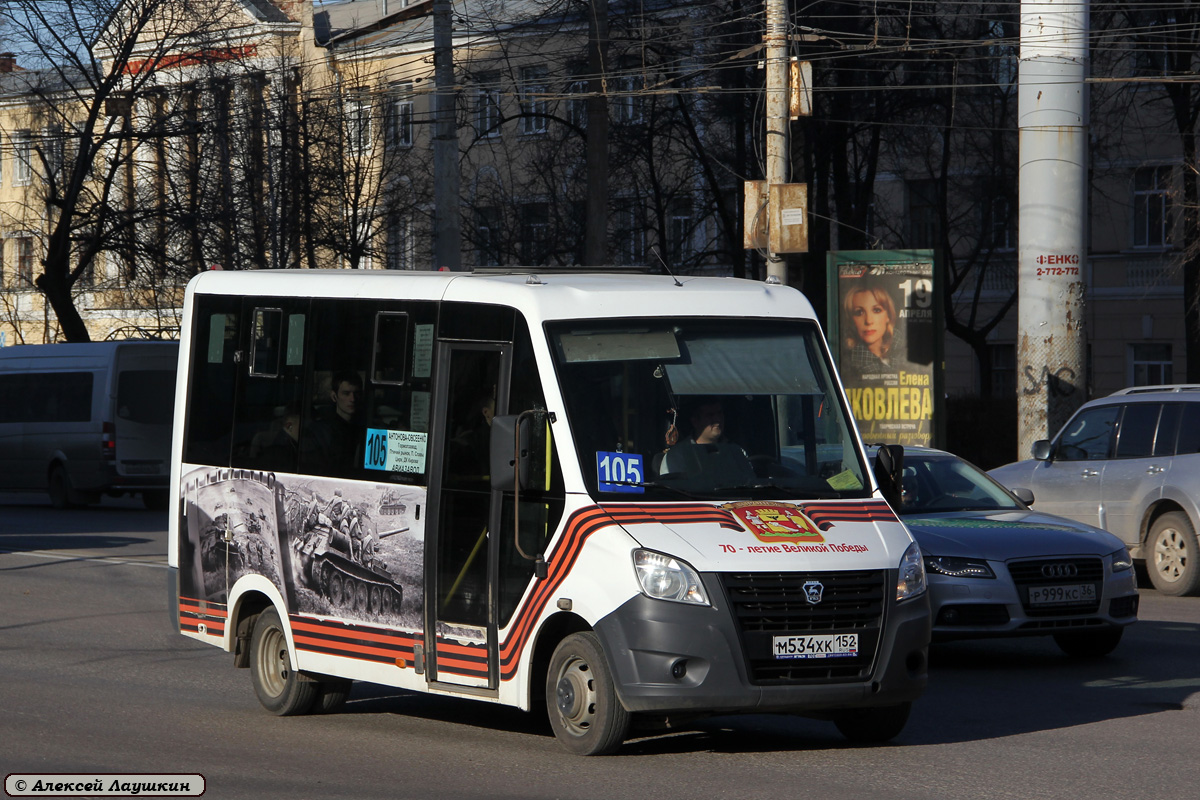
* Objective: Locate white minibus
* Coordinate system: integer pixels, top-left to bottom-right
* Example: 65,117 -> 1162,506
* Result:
167,269 -> 929,754
0,340 -> 178,508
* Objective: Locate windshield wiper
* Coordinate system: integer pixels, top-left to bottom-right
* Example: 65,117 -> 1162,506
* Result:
605,480 -> 704,499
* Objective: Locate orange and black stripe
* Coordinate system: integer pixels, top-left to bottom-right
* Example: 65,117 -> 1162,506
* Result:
800,500 -> 897,530
290,615 -> 421,666
179,596 -> 228,637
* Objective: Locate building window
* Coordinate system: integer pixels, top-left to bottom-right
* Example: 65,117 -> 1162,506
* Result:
476,73 -> 501,138
0,239 -> 5,285
386,210 -> 414,270
1131,343 -> 1172,386
388,83 -> 414,149
1133,166 -> 1172,248
668,201 -> 695,264
519,66 -> 548,135
346,91 -> 372,155
614,203 -> 645,266
987,20 -> 1017,88
568,77 -> 588,131
984,195 -> 1014,251
16,236 -> 34,283
986,343 -> 1016,399
520,202 -> 548,264
475,206 -> 502,266
612,74 -> 643,125
907,179 -> 940,248
13,130 -> 31,185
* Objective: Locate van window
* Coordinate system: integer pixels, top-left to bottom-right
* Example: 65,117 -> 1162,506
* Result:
1,372 -> 93,423
118,370 -> 176,425
1114,403 -> 1160,459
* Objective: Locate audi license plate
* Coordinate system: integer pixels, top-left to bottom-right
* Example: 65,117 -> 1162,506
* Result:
772,633 -> 858,660
1028,583 -> 1096,606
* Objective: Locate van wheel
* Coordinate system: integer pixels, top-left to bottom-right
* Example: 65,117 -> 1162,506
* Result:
546,632 -> 630,755
1147,512 -> 1200,596
249,607 -> 317,716
142,490 -> 169,511
833,702 -> 911,744
1053,626 -> 1124,658
48,465 -> 75,510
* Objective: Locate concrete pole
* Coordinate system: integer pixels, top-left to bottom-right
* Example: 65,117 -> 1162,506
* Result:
764,0 -> 789,283
1017,0 -> 1088,457
432,0 -> 462,270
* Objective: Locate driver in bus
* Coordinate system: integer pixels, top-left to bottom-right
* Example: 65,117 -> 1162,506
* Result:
657,398 -> 755,482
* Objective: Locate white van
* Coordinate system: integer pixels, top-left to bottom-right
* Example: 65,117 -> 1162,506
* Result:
168,269 -> 930,754
0,340 -> 179,508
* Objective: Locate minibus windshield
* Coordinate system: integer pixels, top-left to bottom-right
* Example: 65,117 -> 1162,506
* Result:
548,318 -> 871,501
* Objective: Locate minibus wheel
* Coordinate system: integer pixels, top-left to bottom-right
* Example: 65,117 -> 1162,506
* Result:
249,607 -> 317,716
546,632 -> 630,755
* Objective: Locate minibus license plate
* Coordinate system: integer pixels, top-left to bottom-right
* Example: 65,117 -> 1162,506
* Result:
1028,583 -> 1096,606
772,633 -> 857,660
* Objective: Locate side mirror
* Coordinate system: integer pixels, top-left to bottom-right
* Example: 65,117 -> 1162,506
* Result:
1010,487 -> 1035,506
1031,439 -> 1052,461
490,410 -> 549,492
873,444 -> 904,509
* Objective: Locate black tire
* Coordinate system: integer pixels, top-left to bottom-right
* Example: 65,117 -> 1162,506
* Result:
545,632 -> 630,756
249,607 -> 318,716
1054,626 -> 1124,658
833,702 -> 912,744
48,465 -> 74,510
313,677 -> 353,714
1147,511 -> 1200,596
329,573 -> 344,607
142,490 -> 169,511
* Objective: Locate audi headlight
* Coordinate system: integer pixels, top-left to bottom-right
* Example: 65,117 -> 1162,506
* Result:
896,541 -> 927,601
925,555 -> 996,579
633,549 -> 709,605
1110,546 -> 1134,573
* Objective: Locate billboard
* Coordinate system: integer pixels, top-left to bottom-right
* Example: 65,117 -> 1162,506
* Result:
827,250 -> 943,448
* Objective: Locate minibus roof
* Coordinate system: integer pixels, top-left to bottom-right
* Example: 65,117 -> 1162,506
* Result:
186,269 -> 818,323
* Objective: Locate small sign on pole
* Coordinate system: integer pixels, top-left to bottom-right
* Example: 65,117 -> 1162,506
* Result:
768,183 -> 808,254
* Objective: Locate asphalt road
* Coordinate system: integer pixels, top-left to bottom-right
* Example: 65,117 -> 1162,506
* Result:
2,493 -> 1199,800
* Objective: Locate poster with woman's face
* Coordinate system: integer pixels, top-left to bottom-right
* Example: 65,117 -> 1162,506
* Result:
830,253 -> 937,448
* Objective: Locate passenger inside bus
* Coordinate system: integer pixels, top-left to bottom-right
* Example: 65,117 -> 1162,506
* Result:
304,370 -> 365,475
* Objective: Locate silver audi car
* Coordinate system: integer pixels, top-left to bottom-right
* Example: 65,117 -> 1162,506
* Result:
873,446 -> 1139,657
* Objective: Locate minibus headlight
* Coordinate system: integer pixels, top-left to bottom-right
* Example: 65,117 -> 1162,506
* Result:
896,542 -> 927,601
633,549 -> 709,605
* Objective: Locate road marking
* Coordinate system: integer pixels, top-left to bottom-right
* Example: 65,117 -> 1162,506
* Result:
0,549 -> 168,569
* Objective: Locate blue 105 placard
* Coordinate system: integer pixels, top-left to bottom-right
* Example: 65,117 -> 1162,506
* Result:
596,451 -> 645,493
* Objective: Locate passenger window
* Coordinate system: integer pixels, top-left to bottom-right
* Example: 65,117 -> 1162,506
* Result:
1054,405 -> 1118,461
184,298 -> 241,466
233,303 -> 307,473
1154,404 -> 1182,456
1114,403 -> 1160,459
250,308 -> 283,377
1177,404 -> 1200,454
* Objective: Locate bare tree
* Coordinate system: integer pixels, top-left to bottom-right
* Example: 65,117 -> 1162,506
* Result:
0,0 -> 252,341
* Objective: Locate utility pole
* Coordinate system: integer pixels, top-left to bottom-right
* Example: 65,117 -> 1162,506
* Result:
1016,0 -> 1088,457
763,0 -> 789,284
432,0 -> 461,270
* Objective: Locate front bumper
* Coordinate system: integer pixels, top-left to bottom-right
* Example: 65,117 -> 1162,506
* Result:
594,572 -> 930,716
926,563 -> 1139,641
